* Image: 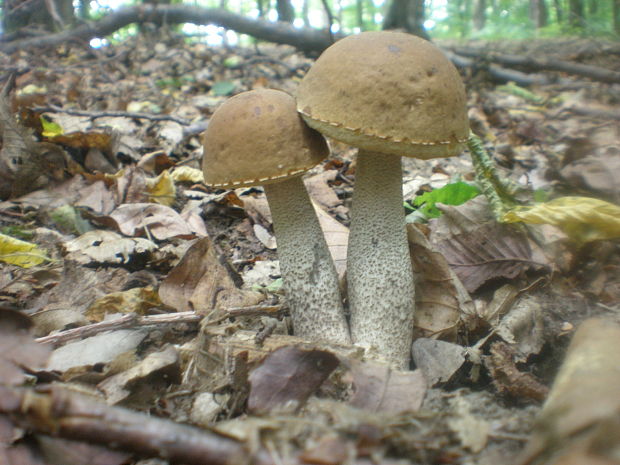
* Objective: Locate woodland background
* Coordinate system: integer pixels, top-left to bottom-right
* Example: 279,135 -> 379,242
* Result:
0,0 -> 619,465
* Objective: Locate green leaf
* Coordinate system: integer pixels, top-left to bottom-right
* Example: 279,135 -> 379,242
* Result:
49,205 -> 93,235
41,115 -> 63,138
410,182 -> 481,220
211,81 -> 236,97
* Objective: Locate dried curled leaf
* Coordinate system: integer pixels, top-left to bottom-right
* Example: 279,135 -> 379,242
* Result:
503,196 -> 620,244
170,166 -> 204,183
0,233 -> 50,268
145,170 -> 176,206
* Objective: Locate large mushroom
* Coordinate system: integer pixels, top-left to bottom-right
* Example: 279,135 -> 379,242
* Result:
297,31 -> 469,368
202,88 -> 350,344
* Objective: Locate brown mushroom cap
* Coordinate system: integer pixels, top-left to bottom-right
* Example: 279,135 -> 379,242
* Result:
297,31 -> 469,159
203,89 -> 328,188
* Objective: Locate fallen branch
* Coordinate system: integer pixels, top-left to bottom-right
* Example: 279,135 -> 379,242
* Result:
0,384 -> 274,465
36,311 -> 202,346
447,46 -> 620,84
0,4 -> 335,54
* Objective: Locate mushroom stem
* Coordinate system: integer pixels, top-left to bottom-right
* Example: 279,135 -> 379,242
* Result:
348,150 -> 414,369
264,175 -> 351,344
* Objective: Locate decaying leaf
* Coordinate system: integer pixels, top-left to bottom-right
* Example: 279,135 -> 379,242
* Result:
411,338 -> 466,387
0,308 -> 50,385
348,361 -> 426,415
171,166 -> 204,184
45,329 -> 147,376
431,197 -> 547,293
98,345 -> 180,404
64,230 -> 157,265
407,224 -> 473,338
485,341 -> 549,403
107,203 -> 202,240
0,233 -> 50,268
503,196 -> 620,244
247,346 -> 339,415
494,294 -> 545,362
145,170 -> 176,206
85,287 -> 162,322
159,236 -> 264,313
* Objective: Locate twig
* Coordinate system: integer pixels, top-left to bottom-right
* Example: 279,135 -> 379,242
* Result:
0,384 -> 275,465
36,311 -> 202,346
32,104 -> 191,125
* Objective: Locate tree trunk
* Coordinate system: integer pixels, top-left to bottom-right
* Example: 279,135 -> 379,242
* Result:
553,0 -> 563,22
302,0 -> 309,25
276,0 -> 295,23
529,0 -> 548,28
383,0 -> 429,40
587,0 -> 597,15
473,0 -> 486,30
356,0 -> 364,29
256,0 -> 265,18
2,0 -> 75,33
568,0 -> 585,29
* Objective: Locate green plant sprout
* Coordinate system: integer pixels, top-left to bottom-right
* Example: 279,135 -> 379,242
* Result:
466,132 -> 523,221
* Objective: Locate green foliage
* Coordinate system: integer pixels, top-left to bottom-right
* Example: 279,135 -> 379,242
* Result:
210,80 -> 236,96
405,181 -> 480,223
40,116 -> 63,138
1,226 -> 35,241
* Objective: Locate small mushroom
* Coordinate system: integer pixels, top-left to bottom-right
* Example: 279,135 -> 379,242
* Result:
297,31 -> 469,368
202,89 -> 350,344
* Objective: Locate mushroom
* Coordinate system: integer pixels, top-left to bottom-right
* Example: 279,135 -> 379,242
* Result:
297,31 -> 469,368
202,88 -> 350,344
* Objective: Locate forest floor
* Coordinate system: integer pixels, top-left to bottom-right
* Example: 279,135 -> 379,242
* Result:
0,34 -> 619,465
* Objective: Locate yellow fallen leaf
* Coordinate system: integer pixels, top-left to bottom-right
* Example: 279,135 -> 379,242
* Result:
503,196 -> 620,244
171,166 -> 204,184
0,233 -> 50,268
146,170 -> 176,206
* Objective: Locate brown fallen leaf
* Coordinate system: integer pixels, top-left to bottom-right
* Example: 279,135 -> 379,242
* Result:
0,308 -> 50,386
247,345 -> 339,415
45,329 -> 147,377
411,338 -> 466,387
430,197 -> 548,293
485,341 -> 549,403
347,361 -> 426,415
98,345 -> 180,405
64,230 -> 157,265
105,203 -> 201,240
158,236 -> 264,314
407,224 -> 473,339
85,286 -> 162,322
518,318 -> 620,465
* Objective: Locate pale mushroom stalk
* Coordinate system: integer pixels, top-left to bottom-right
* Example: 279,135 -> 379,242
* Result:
264,176 -> 350,343
347,150 -> 414,368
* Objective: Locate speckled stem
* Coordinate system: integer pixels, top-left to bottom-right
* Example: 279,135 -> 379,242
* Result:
264,176 -> 351,344
348,150 -> 415,369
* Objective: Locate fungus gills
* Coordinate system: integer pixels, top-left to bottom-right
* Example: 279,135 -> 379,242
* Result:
264,176 -> 351,344
348,150 -> 414,369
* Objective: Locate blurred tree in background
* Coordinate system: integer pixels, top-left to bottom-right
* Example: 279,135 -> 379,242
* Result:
0,0 -> 618,50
